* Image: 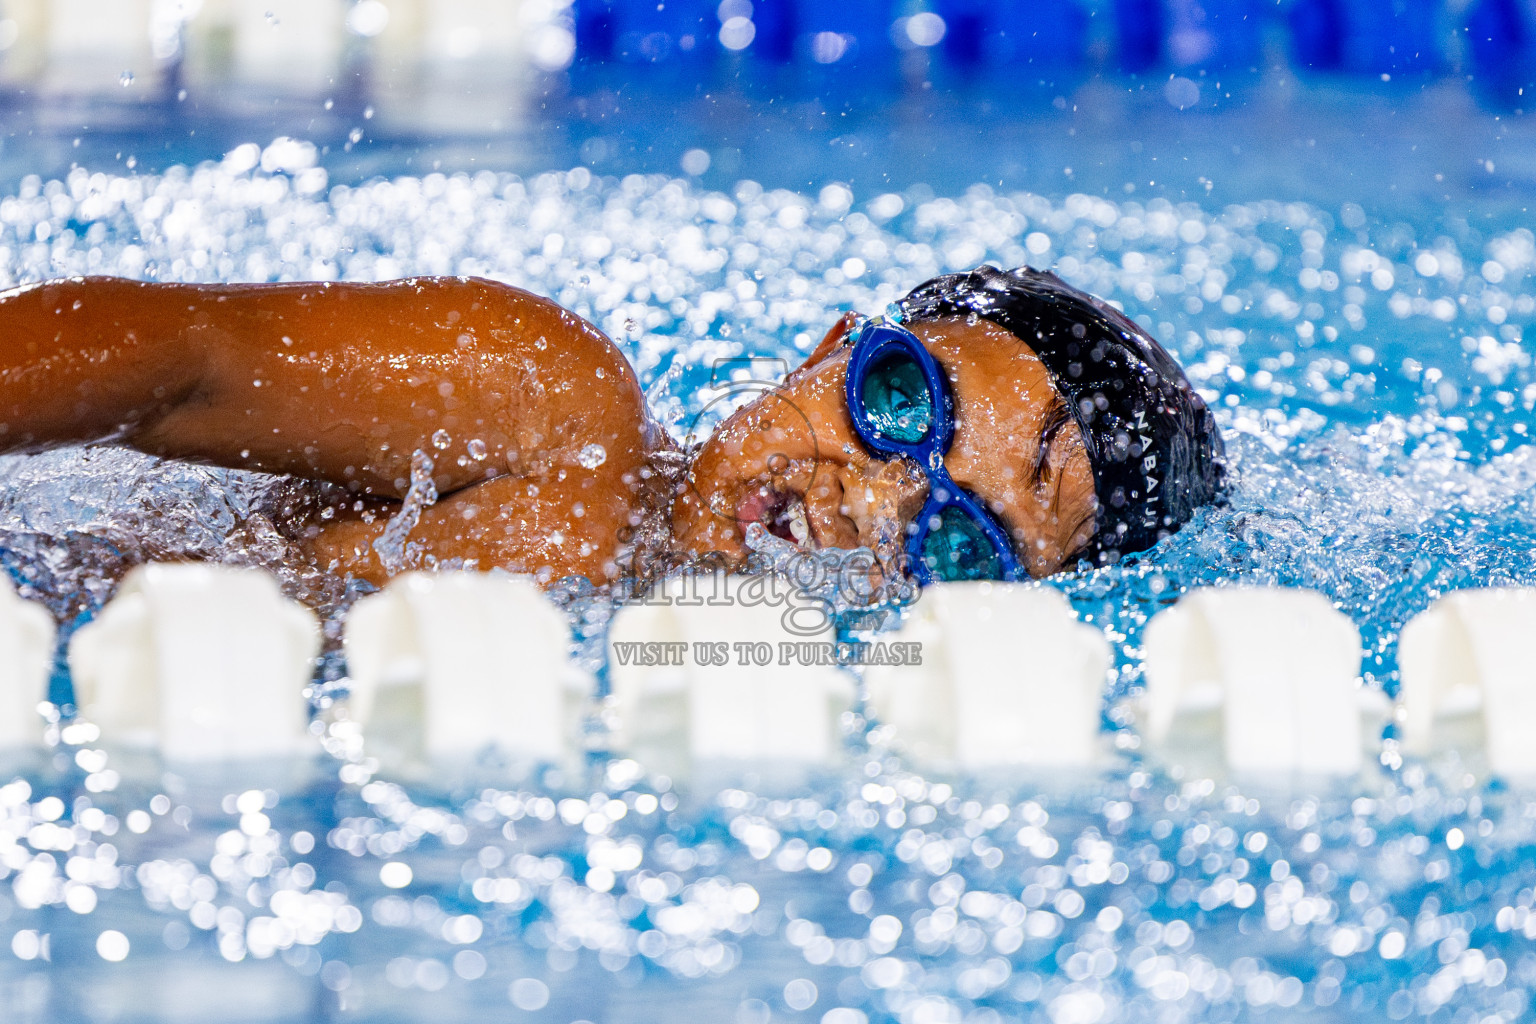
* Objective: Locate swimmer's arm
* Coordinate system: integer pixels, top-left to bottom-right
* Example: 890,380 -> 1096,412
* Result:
0,275 -> 648,500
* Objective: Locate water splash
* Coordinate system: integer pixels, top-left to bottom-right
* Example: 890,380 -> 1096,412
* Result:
371,450 -> 438,575
741,521 -> 915,629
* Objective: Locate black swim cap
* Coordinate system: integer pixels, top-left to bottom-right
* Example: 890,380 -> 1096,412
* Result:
895,265 -> 1226,566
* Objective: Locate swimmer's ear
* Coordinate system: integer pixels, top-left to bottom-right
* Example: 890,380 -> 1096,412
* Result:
786,313 -> 858,384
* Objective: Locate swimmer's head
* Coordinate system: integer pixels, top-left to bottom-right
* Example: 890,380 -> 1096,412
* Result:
671,265 -> 1224,576
896,265 -> 1226,566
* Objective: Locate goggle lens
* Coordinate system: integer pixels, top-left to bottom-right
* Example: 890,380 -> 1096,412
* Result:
919,505 -> 1006,582
859,350 -> 933,444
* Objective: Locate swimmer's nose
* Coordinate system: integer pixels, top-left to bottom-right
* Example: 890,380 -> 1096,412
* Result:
833,450 -> 929,559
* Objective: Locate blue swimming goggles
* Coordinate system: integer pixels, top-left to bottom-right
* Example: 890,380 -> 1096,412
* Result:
843,316 -> 1029,585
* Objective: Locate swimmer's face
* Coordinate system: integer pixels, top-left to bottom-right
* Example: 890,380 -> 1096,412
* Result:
673,316 -> 1099,578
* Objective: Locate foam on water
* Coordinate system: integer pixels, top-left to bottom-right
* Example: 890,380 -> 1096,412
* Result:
2,159 -> 1536,1021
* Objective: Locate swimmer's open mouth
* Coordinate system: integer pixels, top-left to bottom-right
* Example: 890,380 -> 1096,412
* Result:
736,487 -> 812,547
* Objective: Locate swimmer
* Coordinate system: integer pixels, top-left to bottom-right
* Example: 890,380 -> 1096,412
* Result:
0,266 -> 1224,587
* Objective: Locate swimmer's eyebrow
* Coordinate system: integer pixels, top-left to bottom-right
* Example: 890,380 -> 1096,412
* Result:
1064,504 -> 1097,555
1027,399 -> 1072,489
1042,456 -> 1097,563
1030,421 -> 1096,567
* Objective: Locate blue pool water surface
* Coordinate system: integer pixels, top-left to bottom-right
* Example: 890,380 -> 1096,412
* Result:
2,72 -> 1536,1024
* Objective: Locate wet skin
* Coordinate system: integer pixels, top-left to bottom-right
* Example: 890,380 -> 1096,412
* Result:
0,276 -> 1096,586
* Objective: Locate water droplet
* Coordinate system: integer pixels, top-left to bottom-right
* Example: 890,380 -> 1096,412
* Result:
431,429 -> 451,450
578,444 -> 608,469
467,439 -> 488,461
624,318 -> 639,335
97,930 -> 130,961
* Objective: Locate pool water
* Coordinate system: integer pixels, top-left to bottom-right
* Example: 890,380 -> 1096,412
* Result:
3,77 -> 1536,1023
